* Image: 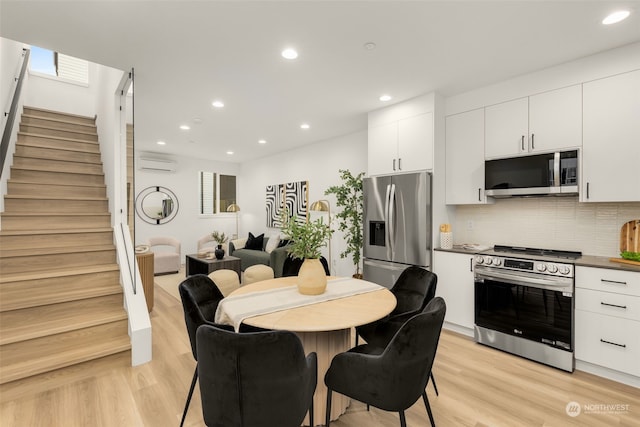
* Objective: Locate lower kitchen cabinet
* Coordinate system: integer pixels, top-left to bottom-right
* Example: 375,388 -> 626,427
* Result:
575,266 -> 640,376
433,250 -> 475,331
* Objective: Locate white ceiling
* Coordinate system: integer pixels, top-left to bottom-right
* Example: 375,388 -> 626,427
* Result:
2,1 -> 640,163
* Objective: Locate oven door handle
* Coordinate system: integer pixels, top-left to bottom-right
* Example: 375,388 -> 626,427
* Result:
475,270 -> 573,293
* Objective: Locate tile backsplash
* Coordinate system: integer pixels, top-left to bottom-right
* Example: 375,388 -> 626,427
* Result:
453,198 -> 640,257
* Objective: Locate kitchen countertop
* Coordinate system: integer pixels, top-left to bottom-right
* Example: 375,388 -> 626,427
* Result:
435,246 -> 640,273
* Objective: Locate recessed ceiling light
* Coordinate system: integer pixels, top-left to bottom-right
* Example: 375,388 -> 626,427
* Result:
281,48 -> 298,60
157,141 -> 166,146
258,139 -> 267,144
602,10 -> 630,25
226,151 -> 234,155
379,94 -> 392,102
300,123 -> 310,130
212,100 -> 225,108
179,125 -> 190,130
364,42 -> 377,50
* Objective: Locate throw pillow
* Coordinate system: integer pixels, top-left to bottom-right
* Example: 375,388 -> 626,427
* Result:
265,235 -> 281,254
245,232 -> 264,250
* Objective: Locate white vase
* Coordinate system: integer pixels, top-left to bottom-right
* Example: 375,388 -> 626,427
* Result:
297,258 -> 327,295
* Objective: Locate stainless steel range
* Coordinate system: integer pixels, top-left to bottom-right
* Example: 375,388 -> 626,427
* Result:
473,245 -> 581,372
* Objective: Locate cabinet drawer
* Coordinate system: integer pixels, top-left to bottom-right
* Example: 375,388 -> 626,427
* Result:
575,310 -> 640,376
575,288 -> 640,321
575,267 -> 640,296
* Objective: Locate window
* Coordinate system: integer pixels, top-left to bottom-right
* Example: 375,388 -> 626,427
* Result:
199,171 -> 236,214
29,45 -> 89,85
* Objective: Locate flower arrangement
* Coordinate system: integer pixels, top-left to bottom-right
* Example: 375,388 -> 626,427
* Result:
280,212 -> 333,260
211,231 -> 228,245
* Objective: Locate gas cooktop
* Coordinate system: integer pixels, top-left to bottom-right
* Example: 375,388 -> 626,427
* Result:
488,245 -> 582,260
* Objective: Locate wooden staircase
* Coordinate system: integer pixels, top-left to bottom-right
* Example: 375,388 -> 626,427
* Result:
0,107 -> 130,388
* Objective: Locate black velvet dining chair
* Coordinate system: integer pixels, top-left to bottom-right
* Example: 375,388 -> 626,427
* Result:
178,274 -> 226,427
282,255 -> 330,277
355,266 -> 440,394
325,297 -> 446,427
196,324 -> 317,427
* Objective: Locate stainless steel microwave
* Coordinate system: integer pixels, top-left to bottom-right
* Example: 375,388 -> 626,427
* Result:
485,150 -> 578,198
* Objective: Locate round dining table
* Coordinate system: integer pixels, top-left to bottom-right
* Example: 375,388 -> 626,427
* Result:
228,276 -> 396,425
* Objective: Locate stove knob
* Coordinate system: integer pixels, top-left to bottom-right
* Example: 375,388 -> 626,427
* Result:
475,256 -> 484,264
536,263 -> 547,272
547,264 -> 558,273
558,265 -> 571,275
492,258 -> 502,266
484,256 -> 493,265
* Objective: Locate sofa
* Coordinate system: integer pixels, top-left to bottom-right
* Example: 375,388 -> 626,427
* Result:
229,234 -> 291,278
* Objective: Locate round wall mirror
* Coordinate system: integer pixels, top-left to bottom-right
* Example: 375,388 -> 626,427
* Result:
135,186 -> 179,225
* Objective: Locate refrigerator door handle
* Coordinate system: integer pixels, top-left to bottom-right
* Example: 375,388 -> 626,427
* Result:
384,184 -> 392,259
388,183 -> 396,257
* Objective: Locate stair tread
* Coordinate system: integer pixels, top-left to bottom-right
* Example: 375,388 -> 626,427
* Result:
0,228 -> 112,236
0,295 -> 126,345
22,113 -> 97,128
7,179 -> 106,188
0,320 -> 130,384
17,140 -> 100,154
18,132 -> 99,145
13,153 -> 102,165
4,194 -> 107,201
20,123 -> 97,136
1,212 -> 110,217
10,165 -> 104,176
1,277 -> 122,312
1,244 -> 115,258
23,106 -> 96,121
0,264 -> 120,283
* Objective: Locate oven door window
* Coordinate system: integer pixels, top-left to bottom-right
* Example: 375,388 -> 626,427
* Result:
475,279 -> 572,350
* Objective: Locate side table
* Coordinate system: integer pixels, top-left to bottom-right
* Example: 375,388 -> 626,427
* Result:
136,251 -> 154,312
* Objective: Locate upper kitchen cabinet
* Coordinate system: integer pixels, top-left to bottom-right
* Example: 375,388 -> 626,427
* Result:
485,85 -> 582,159
445,108 -> 489,204
582,70 -> 640,202
368,112 -> 433,176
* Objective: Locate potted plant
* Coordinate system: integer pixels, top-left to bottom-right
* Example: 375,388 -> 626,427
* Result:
211,231 -> 228,260
281,212 -> 333,295
325,169 -> 365,278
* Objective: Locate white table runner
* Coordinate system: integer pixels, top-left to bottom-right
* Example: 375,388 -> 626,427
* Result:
214,277 -> 383,331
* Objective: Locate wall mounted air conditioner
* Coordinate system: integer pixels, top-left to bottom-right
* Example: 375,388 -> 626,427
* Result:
138,157 -> 176,172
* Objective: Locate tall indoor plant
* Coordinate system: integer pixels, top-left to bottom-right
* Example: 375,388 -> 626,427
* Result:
325,169 -> 365,278
281,212 -> 333,295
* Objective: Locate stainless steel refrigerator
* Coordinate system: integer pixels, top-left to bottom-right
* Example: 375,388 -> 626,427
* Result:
363,171 -> 432,288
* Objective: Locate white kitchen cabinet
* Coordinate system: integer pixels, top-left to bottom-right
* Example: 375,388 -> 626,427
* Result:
582,69 -> 640,202
433,250 -> 475,331
575,266 -> 640,376
368,112 -> 433,176
484,85 -> 582,159
445,108 -> 488,204
485,97 -> 528,159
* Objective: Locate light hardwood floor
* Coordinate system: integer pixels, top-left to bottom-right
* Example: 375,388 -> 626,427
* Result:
1,285 -> 638,427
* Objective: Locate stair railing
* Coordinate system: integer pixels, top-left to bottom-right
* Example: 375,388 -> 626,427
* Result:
1,48 -> 30,177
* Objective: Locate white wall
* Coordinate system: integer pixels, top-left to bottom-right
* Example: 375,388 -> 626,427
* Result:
134,154 -> 240,260
1,37 -> 29,213
239,130 -> 368,277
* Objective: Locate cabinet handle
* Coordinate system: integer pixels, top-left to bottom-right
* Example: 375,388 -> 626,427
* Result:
601,279 -> 627,286
521,135 -> 525,151
398,158 -> 402,170
600,339 -> 626,348
393,159 -> 396,171
586,182 -> 590,199
478,188 -> 481,202
470,258 -> 473,272
600,301 -> 627,309
531,133 -> 535,149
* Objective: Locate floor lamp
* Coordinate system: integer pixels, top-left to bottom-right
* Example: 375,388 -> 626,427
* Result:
310,199 -> 331,274
227,203 -> 240,239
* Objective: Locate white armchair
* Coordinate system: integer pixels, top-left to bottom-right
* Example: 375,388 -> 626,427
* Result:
148,236 -> 181,275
